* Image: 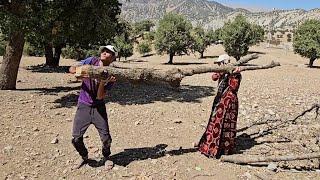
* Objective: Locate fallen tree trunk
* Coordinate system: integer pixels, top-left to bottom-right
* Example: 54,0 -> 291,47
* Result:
75,61 -> 280,88
221,152 -> 320,164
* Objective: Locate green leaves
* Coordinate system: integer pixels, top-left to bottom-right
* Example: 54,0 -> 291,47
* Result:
190,26 -> 219,58
155,13 -> 193,63
137,41 -> 151,56
221,15 -> 264,61
293,19 -> 320,67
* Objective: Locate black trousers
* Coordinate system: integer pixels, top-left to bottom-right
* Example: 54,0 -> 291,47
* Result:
72,102 -> 112,158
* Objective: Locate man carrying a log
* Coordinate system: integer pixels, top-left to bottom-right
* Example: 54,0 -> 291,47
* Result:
69,45 -> 117,170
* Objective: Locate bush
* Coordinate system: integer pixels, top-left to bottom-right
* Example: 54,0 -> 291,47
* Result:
85,49 -> 99,57
293,19 -> 320,67
23,42 -> 44,57
137,41 -> 152,56
0,41 -> 5,56
62,46 -> 100,60
62,46 -> 81,59
221,15 -> 264,61
143,31 -> 155,41
155,13 -> 193,64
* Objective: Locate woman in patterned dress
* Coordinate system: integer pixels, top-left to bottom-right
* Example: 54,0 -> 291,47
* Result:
197,54 -> 242,158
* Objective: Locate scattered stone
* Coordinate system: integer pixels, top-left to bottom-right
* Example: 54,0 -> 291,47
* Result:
173,120 -> 182,124
267,109 -> 275,115
3,146 -> 13,153
33,127 -> 39,132
151,159 -> 157,165
66,118 -> 72,122
135,121 -> 141,125
243,172 -> 252,179
51,137 -> 59,144
267,163 -> 278,172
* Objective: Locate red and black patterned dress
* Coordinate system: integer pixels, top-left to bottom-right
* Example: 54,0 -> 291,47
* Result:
198,72 -> 242,158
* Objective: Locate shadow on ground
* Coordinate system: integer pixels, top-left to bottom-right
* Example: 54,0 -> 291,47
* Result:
26,64 -> 70,73
163,62 -> 208,65
248,51 -> 266,55
84,144 -> 198,167
50,82 -> 215,108
16,86 -> 79,95
201,55 -> 219,59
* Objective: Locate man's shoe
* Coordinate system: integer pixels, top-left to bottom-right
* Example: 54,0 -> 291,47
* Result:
72,155 -> 88,170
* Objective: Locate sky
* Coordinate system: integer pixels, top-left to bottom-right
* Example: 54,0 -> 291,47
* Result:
212,0 -> 320,12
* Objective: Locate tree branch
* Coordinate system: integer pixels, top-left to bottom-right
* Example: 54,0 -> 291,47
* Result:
181,61 -> 280,76
221,152 -> 320,164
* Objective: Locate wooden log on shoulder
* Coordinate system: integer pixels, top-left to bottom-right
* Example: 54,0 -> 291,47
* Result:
74,61 -> 280,88
75,65 -> 184,88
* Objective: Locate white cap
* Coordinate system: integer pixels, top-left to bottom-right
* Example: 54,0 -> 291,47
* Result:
215,54 -> 230,63
99,45 -> 118,57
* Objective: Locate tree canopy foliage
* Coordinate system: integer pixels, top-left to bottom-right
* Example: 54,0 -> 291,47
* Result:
293,19 -> 320,67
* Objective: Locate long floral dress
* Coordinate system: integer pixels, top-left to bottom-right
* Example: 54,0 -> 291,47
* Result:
198,72 -> 242,158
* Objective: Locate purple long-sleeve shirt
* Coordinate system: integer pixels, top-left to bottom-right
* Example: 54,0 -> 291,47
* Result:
77,57 -> 114,106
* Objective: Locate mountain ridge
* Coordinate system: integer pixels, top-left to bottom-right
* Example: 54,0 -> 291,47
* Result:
119,0 -> 320,29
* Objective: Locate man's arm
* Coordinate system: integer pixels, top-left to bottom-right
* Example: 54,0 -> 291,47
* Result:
97,76 -> 116,100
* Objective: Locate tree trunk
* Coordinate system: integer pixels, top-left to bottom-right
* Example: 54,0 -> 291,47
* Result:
0,31 -> 25,90
52,44 -> 63,66
168,53 -> 174,64
45,43 -> 55,67
309,57 -> 316,68
200,51 -> 204,59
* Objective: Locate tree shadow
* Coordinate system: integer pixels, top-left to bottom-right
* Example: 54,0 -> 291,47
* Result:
52,83 -> 215,108
234,118 -> 292,154
235,133 -> 291,155
54,93 -> 79,108
15,86 -> 79,95
162,62 -> 208,65
248,51 -> 266,55
309,66 -> 320,69
121,58 -> 148,63
105,83 -> 214,105
141,53 -> 155,58
25,64 -> 70,73
239,63 -> 259,67
201,55 -> 219,59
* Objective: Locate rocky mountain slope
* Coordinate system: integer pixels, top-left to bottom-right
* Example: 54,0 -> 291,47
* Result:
119,0 -> 320,29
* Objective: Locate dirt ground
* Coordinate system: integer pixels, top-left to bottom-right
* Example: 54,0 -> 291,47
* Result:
1,44 -> 320,180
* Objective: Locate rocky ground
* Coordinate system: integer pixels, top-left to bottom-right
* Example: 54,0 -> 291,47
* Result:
1,44 -> 320,180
